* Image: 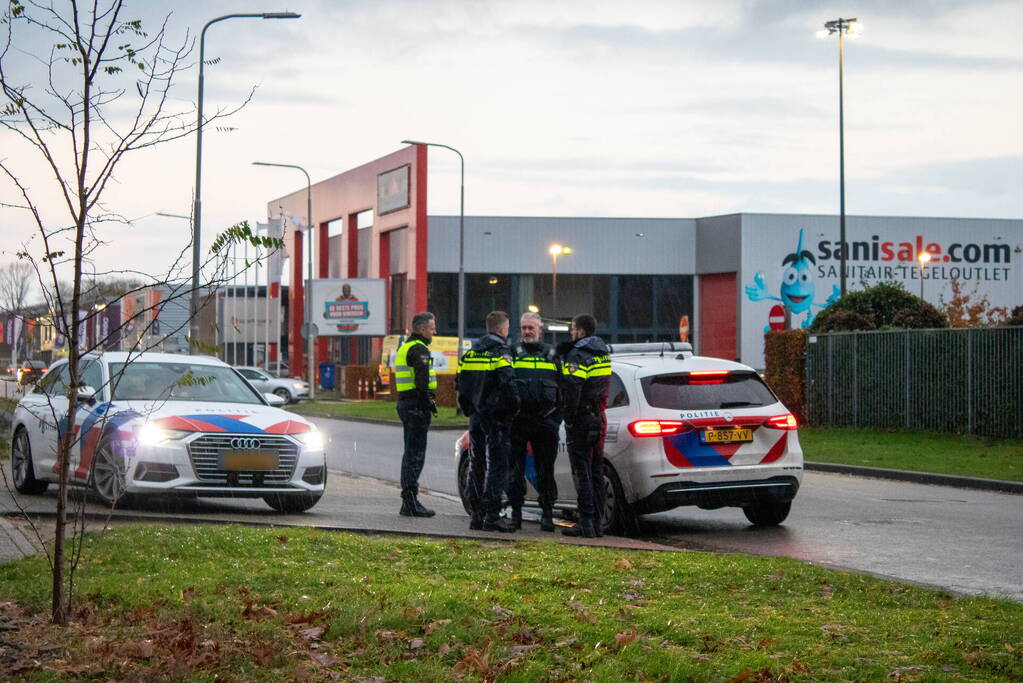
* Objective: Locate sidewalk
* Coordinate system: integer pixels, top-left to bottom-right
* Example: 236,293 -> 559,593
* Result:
0,473 -> 678,564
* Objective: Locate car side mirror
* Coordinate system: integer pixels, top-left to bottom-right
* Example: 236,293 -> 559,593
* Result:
76,385 -> 98,404
264,392 -> 287,407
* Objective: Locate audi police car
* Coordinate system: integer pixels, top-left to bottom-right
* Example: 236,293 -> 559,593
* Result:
9,353 -> 326,513
455,342 -> 803,534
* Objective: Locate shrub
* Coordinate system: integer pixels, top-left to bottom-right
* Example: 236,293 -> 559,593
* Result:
939,278 -> 1009,327
814,310 -> 876,333
1008,305 -> 1023,326
763,330 -> 807,424
810,281 -> 948,332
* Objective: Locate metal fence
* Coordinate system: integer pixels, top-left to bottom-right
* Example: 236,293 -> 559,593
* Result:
805,327 -> 1023,438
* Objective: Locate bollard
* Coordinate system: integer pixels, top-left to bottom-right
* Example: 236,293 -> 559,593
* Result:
358,378 -> 364,399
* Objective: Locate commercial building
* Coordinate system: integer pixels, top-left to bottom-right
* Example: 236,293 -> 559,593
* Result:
267,148 -> 1022,371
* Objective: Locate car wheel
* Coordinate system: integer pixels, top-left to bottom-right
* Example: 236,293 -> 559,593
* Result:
90,436 -> 127,506
11,428 -> 48,495
742,500 -> 792,526
601,463 -> 639,537
273,387 -> 292,403
456,450 -> 473,515
263,492 -> 323,513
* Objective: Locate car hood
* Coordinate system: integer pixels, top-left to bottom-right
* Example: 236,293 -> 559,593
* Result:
112,400 -> 314,435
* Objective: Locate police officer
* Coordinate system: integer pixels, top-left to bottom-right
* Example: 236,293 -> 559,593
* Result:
395,312 -> 438,517
508,312 -> 561,532
456,310 -> 519,532
559,313 -> 611,538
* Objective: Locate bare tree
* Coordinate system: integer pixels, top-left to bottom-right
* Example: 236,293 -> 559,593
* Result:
0,1 -> 277,625
0,259 -> 34,365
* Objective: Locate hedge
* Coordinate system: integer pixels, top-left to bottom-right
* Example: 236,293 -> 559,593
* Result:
763,329 -> 807,424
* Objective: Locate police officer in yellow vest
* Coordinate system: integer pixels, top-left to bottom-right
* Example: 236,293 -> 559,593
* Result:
558,313 -> 611,538
395,312 -> 438,517
456,310 -> 520,532
508,311 -> 561,532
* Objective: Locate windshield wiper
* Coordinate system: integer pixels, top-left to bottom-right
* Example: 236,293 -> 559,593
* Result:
719,401 -> 761,408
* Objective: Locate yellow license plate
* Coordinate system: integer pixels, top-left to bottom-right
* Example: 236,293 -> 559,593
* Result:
700,428 -> 753,444
221,450 -> 279,471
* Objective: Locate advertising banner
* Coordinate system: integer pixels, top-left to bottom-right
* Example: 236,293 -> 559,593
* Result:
221,297 -> 282,343
308,278 -> 386,336
739,215 -> 1022,369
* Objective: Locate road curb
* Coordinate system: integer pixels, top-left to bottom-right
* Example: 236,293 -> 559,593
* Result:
805,461 -> 1023,494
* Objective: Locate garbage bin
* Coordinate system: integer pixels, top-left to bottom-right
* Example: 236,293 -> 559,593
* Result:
318,361 -> 336,390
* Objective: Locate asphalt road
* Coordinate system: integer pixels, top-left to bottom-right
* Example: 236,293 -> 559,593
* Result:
312,417 -> 1023,602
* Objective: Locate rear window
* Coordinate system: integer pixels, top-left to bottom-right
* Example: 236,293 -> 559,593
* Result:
641,372 -> 778,410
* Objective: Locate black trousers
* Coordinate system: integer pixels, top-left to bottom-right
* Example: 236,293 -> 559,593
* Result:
397,402 -> 432,497
565,412 -> 607,523
465,412 -> 512,518
509,414 -> 559,511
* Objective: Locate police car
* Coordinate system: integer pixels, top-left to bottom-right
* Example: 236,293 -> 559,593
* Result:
9,353 -> 326,513
454,342 -> 803,534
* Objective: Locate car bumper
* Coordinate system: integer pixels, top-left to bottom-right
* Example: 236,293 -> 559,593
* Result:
633,475 -> 800,514
119,436 -> 326,498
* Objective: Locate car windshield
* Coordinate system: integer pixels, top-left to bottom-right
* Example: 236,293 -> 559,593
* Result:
641,371 -> 778,410
108,362 -> 263,404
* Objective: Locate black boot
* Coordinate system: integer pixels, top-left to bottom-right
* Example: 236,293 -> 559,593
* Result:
510,506 -> 522,530
593,513 -> 604,537
400,493 -> 435,518
482,515 -> 517,533
539,507 -> 555,532
562,519 -> 596,538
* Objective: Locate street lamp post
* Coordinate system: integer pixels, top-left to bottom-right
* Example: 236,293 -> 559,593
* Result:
917,251 -> 931,299
548,243 -> 573,322
253,161 -> 315,399
818,17 -> 862,298
402,140 -> 464,355
190,11 -> 300,347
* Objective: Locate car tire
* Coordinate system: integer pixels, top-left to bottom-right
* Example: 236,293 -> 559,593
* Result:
457,450 -> 473,515
742,500 -> 792,526
263,492 -> 323,513
601,463 -> 639,537
11,428 -> 48,495
90,436 -> 127,506
273,387 -> 293,403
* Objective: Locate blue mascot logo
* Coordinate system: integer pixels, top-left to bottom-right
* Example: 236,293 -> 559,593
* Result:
745,229 -> 840,330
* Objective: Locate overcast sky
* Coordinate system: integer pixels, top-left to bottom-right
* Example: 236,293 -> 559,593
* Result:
2,0 -> 1022,293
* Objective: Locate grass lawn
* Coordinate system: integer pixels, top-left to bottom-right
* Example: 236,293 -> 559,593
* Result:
1,524 -> 1020,681
799,426 -> 1023,482
290,399 -> 468,427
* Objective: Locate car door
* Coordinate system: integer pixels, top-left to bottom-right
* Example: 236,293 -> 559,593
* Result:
238,368 -> 269,393
24,361 -> 71,478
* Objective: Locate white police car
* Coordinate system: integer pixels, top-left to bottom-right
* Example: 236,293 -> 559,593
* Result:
455,342 -> 803,534
9,353 -> 326,513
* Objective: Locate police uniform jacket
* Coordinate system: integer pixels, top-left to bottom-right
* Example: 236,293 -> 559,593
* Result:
559,335 -> 611,424
512,340 -> 561,418
396,333 -> 436,410
457,333 -> 520,417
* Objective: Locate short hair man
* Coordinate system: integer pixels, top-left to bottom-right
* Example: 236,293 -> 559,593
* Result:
456,310 -> 520,532
559,313 -> 610,538
507,312 -> 561,531
395,312 -> 438,517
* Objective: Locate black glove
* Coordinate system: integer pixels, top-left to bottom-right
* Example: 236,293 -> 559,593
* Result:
430,400 -> 439,416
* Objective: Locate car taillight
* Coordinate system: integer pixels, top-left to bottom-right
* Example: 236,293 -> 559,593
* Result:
628,420 -> 686,437
765,414 -> 798,430
688,370 -> 728,385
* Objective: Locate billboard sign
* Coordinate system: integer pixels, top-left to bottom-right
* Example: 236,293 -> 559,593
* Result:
377,165 -> 409,216
308,278 -> 386,336
221,297 -> 282,343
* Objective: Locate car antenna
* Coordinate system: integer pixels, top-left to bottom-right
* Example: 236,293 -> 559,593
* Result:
660,342 -> 665,358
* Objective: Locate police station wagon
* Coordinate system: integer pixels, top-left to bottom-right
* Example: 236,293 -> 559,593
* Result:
455,342 -> 803,535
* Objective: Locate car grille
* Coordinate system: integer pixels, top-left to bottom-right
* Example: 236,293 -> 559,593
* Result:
187,434 -> 299,485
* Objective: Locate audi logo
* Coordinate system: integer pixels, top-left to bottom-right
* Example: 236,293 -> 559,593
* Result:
230,437 -> 262,449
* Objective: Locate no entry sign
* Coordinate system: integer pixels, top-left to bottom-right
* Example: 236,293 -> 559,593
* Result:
768,305 -> 786,331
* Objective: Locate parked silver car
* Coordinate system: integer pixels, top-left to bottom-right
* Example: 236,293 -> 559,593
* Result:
235,366 -> 309,403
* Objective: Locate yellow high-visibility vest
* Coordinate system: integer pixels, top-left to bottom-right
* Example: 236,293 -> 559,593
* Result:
395,338 -> 437,392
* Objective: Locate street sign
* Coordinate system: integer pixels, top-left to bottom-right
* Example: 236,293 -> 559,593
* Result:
768,305 -> 786,331
301,322 -> 319,340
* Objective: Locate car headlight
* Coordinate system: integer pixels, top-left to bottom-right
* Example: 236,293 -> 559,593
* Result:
296,429 -> 324,451
293,382 -> 306,390
138,423 -> 192,446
